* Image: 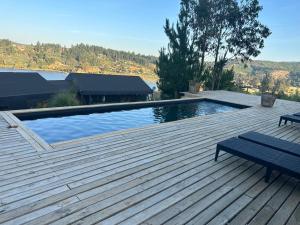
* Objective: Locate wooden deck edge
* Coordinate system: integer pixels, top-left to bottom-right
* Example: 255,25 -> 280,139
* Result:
2,112 -> 53,151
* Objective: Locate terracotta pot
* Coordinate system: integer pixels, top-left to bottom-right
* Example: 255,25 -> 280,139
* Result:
261,93 -> 276,107
189,81 -> 203,94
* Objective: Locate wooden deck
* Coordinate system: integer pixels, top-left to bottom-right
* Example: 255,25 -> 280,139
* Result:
0,91 -> 299,225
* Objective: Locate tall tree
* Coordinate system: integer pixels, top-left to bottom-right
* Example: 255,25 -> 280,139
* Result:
190,0 -> 214,76
156,0 -> 199,97
157,0 -> 270,93
209,0 -> 271,90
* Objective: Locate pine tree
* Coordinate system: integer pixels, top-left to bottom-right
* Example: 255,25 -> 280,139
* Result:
156,0 -> 199,97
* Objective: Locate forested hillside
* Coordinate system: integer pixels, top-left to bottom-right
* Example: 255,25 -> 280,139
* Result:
0,39 -> 299,86
0,39 -> 157,81
229,60 -> 300,86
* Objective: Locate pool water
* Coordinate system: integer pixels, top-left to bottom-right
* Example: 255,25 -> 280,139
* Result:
23,101 -> 241,143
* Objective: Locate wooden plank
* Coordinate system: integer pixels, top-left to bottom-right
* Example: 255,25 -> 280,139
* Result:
1,112 -> 282,181
247,179 -> 296,225
267,184 -> 300,225
1,152 -> 230,213
0,107 -> 288,176
0,118 -> 284,202
206,176 -> 291,225
286,203 -> 300,225
0,91 -> 299,225
228,177 -> 290,225
49,161 -> 256,225
5,112 -> 52,151
0,112 -> 45,152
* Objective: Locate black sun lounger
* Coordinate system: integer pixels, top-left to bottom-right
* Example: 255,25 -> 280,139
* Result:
279,115 -> 300,126
239,131 -> 300,157
215,137 -> 300,182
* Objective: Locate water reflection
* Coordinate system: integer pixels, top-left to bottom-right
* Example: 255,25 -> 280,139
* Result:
153,103 -> 200,123
24,101 -> 238,143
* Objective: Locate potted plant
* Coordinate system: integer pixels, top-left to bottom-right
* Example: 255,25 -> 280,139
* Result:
189,68 -> 208,94
260,73 -> 278,107
189,80 -> 203,93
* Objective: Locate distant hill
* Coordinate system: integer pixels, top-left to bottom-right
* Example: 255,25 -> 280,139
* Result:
0,39 -> 299,86
229,60 -> 300,86
0,39 -> 158,82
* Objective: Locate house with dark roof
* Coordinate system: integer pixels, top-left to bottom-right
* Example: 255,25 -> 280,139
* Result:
0,72 -> 58,110
66,73 -> 153,104
0,72 -> 153,110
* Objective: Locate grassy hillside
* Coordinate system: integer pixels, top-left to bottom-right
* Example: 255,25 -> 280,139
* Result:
0,39 -> 158,82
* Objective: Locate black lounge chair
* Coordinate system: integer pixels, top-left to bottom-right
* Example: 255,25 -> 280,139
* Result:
294,112 -> 300,117
239,131 -> 300,157
215,133 -> 300,182
279,115 -> 300,126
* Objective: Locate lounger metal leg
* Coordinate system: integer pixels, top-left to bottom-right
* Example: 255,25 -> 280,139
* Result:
215,147 -> 220,162
279,117 -> 282,127
284,119 -> 288,125
265,168 -> 272,183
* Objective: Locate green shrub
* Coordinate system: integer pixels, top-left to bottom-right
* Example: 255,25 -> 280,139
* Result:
48,91 -> 80,107
278,91 -> 300,102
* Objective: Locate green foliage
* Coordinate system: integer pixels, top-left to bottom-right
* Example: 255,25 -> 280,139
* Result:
156,0 -> 200,97
155,49 -> 175,95
260,72 -> 274,94
48,91 -> 80,108
206,0 -> 271,90
205,67 -> 236,90
157,0 -> 271,94
260,88 -> 300,102
279,90 -> 300,102
219,68 -> 236,90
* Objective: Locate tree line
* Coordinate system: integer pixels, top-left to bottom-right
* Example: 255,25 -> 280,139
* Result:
156,0 -> 271,97
0,39 -> 156,68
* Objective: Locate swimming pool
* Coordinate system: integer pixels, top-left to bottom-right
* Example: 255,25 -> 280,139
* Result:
22,99 -> 246,143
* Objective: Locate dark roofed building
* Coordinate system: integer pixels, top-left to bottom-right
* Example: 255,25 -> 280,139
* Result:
0,72 -> 153,110
0,72 -> 57,110
0,72 -> 54,97
66,73 -> 153,103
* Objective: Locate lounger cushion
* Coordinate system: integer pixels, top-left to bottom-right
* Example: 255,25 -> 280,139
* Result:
239,131 -> 300,157
217,138 -> 300,179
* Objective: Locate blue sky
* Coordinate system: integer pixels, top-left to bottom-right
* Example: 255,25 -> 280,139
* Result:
0,0 -> 299,61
